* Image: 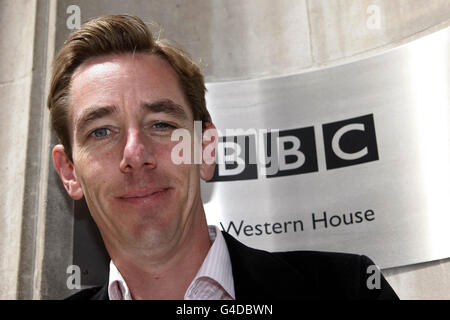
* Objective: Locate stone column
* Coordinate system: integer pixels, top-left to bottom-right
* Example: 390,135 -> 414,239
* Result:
0,0 -> 38,299
0,0 -> 73,300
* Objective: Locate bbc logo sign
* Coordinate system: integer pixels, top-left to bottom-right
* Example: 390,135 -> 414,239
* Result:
210,114 -> 379,182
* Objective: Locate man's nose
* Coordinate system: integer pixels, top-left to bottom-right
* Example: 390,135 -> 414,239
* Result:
119,129 -> 156,173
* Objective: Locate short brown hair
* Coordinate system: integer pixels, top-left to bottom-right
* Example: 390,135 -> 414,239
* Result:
47,14 -> 211,161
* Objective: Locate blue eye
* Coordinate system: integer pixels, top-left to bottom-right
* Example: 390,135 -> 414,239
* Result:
91,128 -> 111,138
153,122 -> 173,129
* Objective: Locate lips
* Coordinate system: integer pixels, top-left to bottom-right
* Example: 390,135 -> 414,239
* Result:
117,187 -> 170,205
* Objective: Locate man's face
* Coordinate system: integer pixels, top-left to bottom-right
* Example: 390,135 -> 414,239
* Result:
54,53 -> 214,254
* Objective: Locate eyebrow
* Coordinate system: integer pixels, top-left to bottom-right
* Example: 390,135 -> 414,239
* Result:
75,105 -> 118,133
140,99 -> 189,121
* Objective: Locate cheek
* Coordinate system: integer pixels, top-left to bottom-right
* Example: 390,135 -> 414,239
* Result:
74,151 -> 117,190
164,139 -> 192,164
76,162 -> 107,188
156,143 -> 199,185
74,139 -> 121,166
155,140 -> 180,166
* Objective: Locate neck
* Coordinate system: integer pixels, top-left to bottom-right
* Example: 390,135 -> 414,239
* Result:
105,205 -> 212,299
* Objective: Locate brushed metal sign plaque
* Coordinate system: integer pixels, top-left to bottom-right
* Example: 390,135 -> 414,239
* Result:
202,27 -> 450,269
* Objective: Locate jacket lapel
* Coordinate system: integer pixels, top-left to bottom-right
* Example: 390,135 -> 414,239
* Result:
90,284 -> 109,300
222,231 -> 308,300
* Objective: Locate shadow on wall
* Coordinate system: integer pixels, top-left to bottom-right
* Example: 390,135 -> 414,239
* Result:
73,198 -> 110,287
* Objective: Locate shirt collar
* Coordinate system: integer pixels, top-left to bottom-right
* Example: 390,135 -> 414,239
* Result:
186,225 -> 235,299
107,225 -> 235,300
108,259 -> 132,300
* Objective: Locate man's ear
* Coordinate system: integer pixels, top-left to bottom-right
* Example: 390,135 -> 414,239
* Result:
199,122 -> 218,181
52,144 -> 83,200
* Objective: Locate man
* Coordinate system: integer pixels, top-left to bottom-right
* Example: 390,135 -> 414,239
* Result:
49,15 -> 398,300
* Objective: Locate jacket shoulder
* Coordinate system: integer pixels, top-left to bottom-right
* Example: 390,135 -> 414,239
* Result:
274,250 -> 368,270
222,231 -> 398,299
274,250 -> 398,300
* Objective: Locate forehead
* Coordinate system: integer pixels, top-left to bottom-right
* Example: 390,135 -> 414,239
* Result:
68,53 -> 192,123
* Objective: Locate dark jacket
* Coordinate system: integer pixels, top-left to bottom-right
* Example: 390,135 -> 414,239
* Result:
66,231 -> 398,300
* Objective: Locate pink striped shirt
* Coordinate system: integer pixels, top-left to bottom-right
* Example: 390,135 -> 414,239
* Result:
108,225 -> 235,300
